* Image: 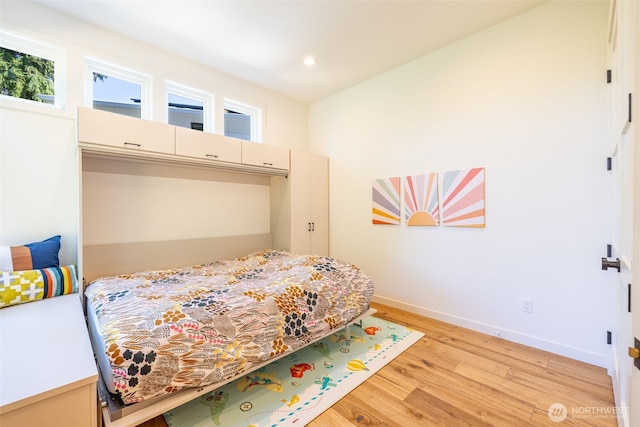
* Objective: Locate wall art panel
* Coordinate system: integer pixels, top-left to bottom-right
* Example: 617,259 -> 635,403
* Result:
372,177 -> 401,225
441,167 -> 485,228
404,172 -> 439,226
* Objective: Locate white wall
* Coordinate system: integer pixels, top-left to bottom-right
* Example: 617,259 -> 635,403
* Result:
309,1 -> 611,367
0,105 -> 78,265
0,2 -> 308,258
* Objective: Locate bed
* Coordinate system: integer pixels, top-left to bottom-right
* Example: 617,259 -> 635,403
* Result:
84,246 -> 375,426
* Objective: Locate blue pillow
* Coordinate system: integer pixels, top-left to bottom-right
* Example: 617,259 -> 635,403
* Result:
25,235 -> 61,269
0,235 -> 61,270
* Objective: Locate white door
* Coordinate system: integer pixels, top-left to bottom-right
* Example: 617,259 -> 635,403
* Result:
606,2 -> 638,426
630,2 -> 640,424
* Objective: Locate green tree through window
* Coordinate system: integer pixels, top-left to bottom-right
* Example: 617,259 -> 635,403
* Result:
0,47 -> 54,102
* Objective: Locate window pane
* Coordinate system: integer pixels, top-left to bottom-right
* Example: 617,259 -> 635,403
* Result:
93,73 -> 141,118
224,109 -> 251,141
0,47 -> 55,104
168,93 -> 203,131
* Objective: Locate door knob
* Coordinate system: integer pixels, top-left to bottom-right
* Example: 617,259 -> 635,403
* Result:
601,257 -> 621,272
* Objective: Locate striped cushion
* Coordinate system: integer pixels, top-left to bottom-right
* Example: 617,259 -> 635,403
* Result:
0,265 -> 78,309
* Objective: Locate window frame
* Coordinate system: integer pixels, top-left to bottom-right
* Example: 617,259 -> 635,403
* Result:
0,29 -> 67,110
84,56 -> 151,120
165,80 -> 214,132
224,97 -> 263,142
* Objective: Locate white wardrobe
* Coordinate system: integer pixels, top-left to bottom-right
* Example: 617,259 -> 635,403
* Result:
271,150 -> 329,256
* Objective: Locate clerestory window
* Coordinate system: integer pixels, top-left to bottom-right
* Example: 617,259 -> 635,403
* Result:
224,98 -> 262,142
0,29 -> 66,109
85,57 -> 150,119
166,81 -> 213,132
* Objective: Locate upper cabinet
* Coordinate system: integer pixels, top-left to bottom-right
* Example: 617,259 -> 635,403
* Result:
77,107 -> 289,176
78,107 -> 174,155
175,126 -> 241,164
241,140 -> 290,170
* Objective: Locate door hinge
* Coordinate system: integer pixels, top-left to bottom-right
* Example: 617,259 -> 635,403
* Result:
607,69 -> 612,83
631,338 -> 640,370
628,93 -> 633,123
607,157 -> 612,171
629,283 -> 632,313
607,330 -> 612,344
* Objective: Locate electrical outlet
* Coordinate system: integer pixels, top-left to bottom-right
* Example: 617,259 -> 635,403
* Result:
522,298 -> 533,313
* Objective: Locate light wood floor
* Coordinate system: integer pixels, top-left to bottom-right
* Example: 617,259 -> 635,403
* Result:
138,302 -> 617,426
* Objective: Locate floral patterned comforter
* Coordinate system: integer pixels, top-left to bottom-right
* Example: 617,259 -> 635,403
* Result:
85,250 -> 374,404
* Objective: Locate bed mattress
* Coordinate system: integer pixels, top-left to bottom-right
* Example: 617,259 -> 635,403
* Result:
85,250 -> 374,404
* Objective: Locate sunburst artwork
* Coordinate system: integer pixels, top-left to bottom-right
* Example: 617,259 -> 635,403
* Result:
403,173 -> 439,226
372,177 -> 401,225
441,167 -> 485,227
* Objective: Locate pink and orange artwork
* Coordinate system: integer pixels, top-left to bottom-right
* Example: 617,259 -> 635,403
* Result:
441,168 -> 485,228
403,173 -> 439,226
372,177 -> 401,225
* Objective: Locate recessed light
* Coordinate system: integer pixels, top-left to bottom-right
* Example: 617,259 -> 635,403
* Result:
303,56 -> 316,66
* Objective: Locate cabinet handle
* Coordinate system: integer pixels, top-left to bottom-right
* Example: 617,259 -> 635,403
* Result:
123,142 -> 141,148
263,162 -> 273,167
311,222 -> 315,231
205,154 -> 219,159
308,222 -> 311,232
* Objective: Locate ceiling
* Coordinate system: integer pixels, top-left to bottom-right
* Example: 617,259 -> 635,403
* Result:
36,0 -> 547,104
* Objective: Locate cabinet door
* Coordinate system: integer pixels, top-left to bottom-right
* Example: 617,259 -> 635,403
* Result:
289,151 -> 312,254
309,154 -> 329,256
241,141 -> 290,170
78,107 -> 174,154
288,151 -> 329,256
175,127 -> 241,163
0,385 -> 96,427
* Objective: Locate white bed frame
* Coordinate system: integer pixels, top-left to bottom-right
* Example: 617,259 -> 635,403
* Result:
82,235 -> 375,427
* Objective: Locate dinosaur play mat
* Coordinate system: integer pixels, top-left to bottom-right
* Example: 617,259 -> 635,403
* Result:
164,315 -> 423,427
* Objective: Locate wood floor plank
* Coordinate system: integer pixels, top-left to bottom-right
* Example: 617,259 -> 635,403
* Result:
316,393 -> 388,426
306,407 -> 354,427
331,389 -> 437,426
453,361 -> 529,394
421,335 -> 513,377
436,332 -> 551,372
353,372 -> 413,401
547,354 -> 614,388
405,386 -> 532,427
135,302 -> 616,427
531,404 -> 619,427
403,338 -> 461,371
506,367 -> 615,410
409,363 -> 536,425
454,362 -> 612,424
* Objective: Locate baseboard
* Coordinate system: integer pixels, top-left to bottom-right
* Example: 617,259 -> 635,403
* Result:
371,295 -> 608,369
